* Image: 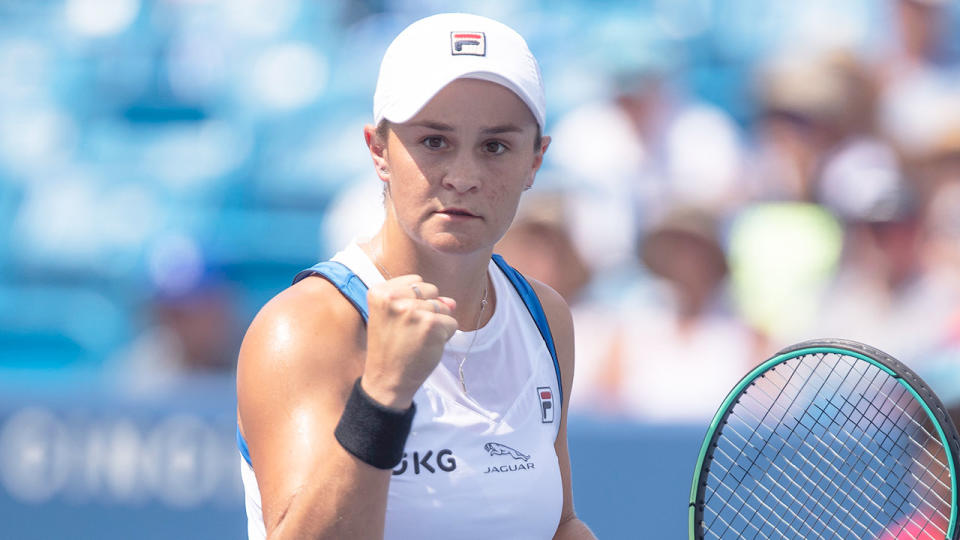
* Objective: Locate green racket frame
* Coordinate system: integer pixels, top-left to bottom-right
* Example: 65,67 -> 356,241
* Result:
688,338 -> 960,540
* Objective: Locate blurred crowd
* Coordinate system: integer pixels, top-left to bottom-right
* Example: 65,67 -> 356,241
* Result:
1,0 -> 958,424
496,0 -> 960,422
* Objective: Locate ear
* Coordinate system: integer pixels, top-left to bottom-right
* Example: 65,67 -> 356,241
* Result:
526,135 -> 551,190
364,124 -> 390,183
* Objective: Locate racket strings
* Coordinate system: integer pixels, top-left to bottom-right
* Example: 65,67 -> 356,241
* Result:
718,353 -> 888,537
815,370 -> 950,538
710,440 -> 851,539
813,368 -> 932,531
797,356 -> 950,538
704,458 -> 800,540
844,366 -> 953,536
771,357 -> 900,534
706,352 -> 833,533
838,377 -> 951,540
728,361 -> 891,537
874,398 -> 952,538
808,356 -> 947,537
700,352 -> 955,539
707,354 -> 872,538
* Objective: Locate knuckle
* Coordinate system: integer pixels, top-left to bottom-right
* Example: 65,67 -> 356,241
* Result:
387,298 -> 408,316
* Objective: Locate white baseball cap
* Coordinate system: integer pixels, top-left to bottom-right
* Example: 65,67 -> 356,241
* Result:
373,13 -> 546,131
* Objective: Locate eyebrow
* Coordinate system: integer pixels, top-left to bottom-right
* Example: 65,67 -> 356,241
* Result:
407,121 -> 525,135
481,124 -> 524,135
408,121 -> 455,131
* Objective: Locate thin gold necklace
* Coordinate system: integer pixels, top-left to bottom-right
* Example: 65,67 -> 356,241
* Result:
372,256 -> 488,395
458,279 -> 488,395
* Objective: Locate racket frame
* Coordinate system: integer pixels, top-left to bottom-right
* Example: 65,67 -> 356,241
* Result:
688,339 -> 960,540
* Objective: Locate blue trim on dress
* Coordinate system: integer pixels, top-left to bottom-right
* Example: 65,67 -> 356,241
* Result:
238,256 -> 564,462
491,254 -> 564,411
238,424 -> 252,467
293,261 -> 370,323
237,261 -> 375,464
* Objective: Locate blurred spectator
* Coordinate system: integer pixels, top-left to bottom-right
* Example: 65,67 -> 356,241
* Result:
110,246 -> 240,391
601,206 -> 762,423
495,192 -> 591,304
877,64 -> 960,203
550,63 -> 746,277
1,0 -> 958,427
811,157 -> 960,366
113,284 -> 238,391
750,50 -> 877,202
925,180 -> 960,277
874,0 -> 958,84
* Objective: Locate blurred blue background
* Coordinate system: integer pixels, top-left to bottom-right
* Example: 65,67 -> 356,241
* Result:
2,0 -> 960,538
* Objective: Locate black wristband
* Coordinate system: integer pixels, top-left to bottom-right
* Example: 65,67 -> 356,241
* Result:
334,378 -> 416,469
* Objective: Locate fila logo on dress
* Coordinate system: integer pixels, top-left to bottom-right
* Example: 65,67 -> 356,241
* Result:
537,386 -> 554,423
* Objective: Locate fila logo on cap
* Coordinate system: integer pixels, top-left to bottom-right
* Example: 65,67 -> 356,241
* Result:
450,31 -> 485,56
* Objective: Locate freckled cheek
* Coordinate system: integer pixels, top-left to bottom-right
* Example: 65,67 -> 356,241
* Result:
485,180 -> 525,223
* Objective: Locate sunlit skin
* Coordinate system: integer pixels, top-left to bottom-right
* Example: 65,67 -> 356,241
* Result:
362,77 -> 550,331
237,77 -> 594,539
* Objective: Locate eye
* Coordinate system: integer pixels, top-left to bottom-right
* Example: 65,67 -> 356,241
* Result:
422,136 -> 447,149
483,141 -> 508,155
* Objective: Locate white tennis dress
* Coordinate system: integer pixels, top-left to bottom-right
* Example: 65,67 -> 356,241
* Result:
239,243 -> 564,539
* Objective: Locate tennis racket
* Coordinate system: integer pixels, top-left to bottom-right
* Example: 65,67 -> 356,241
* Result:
689,338 -> 960,539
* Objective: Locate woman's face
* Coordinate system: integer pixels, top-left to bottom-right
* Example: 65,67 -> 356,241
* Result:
370,78 -> 548,255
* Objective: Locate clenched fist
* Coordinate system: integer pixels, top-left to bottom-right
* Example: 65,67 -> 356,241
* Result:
361,274 -> 458,409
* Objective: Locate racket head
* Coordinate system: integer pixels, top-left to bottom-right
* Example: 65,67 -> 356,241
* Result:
689,338 -> 960,540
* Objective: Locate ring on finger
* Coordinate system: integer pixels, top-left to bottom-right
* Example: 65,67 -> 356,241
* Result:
428,299 -> 440,313
411,284 -> 423,299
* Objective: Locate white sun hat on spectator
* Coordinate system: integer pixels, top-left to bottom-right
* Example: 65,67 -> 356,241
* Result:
373,13 -> 545,131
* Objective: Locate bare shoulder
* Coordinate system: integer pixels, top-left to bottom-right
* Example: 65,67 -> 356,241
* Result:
237,275 -> 366,431
236,274 -> 371,530
526,278 -> 573,333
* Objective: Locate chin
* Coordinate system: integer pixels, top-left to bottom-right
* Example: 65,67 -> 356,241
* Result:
422,232 -> 490,255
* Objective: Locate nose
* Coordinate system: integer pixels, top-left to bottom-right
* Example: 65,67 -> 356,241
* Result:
440,150 -> 482,193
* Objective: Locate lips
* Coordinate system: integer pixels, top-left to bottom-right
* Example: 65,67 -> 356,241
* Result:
437,207 -> 480,218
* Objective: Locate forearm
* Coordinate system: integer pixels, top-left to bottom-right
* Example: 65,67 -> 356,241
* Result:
554,516 -> 597,540
267,447 -> 392,540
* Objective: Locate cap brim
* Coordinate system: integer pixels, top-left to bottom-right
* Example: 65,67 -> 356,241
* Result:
381,70 -> 544,130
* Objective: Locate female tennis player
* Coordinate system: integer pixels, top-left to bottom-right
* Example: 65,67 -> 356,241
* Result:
236,13 -> 595,540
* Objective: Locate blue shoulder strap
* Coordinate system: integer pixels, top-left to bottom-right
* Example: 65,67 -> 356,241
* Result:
240,257 -> 564,465
293,261 -> 370,323
238,261 -> 372,466
491,254 -> 564,409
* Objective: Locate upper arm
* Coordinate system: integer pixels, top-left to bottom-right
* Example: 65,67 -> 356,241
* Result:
236,278 -> 366,533
528,279 -> 578,526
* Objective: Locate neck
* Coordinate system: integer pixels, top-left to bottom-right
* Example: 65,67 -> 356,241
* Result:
361,226 -> 494,331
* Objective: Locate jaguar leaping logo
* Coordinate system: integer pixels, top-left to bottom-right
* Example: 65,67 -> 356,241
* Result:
484,442 -> 530,462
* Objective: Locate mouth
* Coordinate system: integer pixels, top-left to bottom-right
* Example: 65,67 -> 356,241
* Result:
436,207 -> 480,219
